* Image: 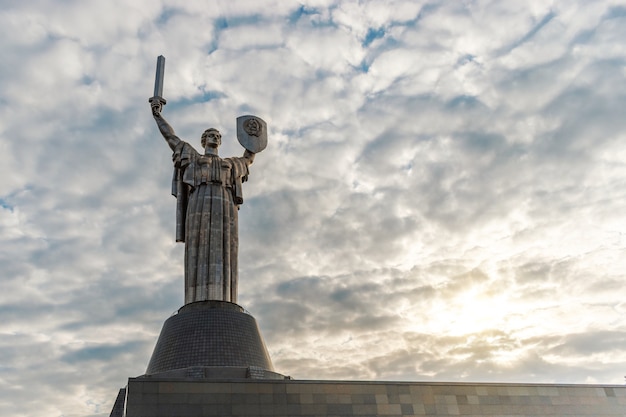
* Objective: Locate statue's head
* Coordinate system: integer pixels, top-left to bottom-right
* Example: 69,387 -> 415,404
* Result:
201,128 -> 222,148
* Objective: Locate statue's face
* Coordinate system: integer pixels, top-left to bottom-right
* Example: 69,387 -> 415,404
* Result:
202,129 -> 222,148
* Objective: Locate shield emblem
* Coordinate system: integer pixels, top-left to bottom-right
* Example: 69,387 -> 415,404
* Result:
236,115 -> 268,153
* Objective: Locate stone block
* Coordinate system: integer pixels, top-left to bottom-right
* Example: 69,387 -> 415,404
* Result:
118,378 -> 626,416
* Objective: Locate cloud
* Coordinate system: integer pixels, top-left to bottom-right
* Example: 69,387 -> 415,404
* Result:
1,1 -> 626,416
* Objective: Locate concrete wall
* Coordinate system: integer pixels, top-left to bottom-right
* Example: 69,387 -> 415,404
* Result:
122,377 -> 626,416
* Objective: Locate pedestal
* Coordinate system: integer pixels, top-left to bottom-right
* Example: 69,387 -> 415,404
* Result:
116,379 -> 626,417
145,300 -> 284,380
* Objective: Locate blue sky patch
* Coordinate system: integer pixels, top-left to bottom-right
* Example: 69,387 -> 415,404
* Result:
0,198 -> 13,211
362,27 -> 385,47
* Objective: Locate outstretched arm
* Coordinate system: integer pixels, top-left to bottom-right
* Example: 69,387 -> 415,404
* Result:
243,149 -> 255,165
150,100 -> 181,151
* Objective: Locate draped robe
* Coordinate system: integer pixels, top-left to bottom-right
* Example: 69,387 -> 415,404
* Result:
171,141 -> 250,304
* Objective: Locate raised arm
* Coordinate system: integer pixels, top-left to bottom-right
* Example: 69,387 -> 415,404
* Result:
243,149 -> 255,165
150,100 -> 181,151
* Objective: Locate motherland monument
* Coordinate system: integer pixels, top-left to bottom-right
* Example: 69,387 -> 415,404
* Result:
149,56 -> 267,305
130,56 -> 284,380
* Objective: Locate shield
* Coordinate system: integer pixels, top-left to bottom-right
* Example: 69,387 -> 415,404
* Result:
236,115 -> 268,153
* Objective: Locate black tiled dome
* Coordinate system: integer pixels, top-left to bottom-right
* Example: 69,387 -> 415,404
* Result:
146,301 -> 274,375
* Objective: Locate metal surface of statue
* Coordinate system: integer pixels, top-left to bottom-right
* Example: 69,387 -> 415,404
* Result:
149,56 -> 266,305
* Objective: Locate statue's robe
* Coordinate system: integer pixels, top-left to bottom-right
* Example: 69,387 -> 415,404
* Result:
171,141 -> 249,304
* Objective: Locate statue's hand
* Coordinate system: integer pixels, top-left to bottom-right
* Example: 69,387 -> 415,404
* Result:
149,97 -> 163,117
243,149 -> 256,163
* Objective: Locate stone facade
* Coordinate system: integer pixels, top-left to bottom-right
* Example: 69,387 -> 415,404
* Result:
119,378 -> 626,416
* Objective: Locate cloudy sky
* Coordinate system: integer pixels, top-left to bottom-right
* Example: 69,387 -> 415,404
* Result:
1,0 -> 626,415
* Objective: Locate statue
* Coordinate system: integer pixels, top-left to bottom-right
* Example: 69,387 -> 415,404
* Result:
149,56 -> 267,305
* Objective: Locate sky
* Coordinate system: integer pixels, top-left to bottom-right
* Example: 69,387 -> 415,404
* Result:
1,0 -> 626,416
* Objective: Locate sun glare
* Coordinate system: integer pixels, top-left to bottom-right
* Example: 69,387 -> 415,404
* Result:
425,287 -> 514,337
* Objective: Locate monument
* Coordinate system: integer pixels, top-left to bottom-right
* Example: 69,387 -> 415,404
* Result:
125,56 -> 281,381
108,57 -> 626,416
150,55 -> 267,306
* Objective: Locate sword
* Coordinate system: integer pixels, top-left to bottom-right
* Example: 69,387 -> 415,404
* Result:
149,55 -> 167,106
